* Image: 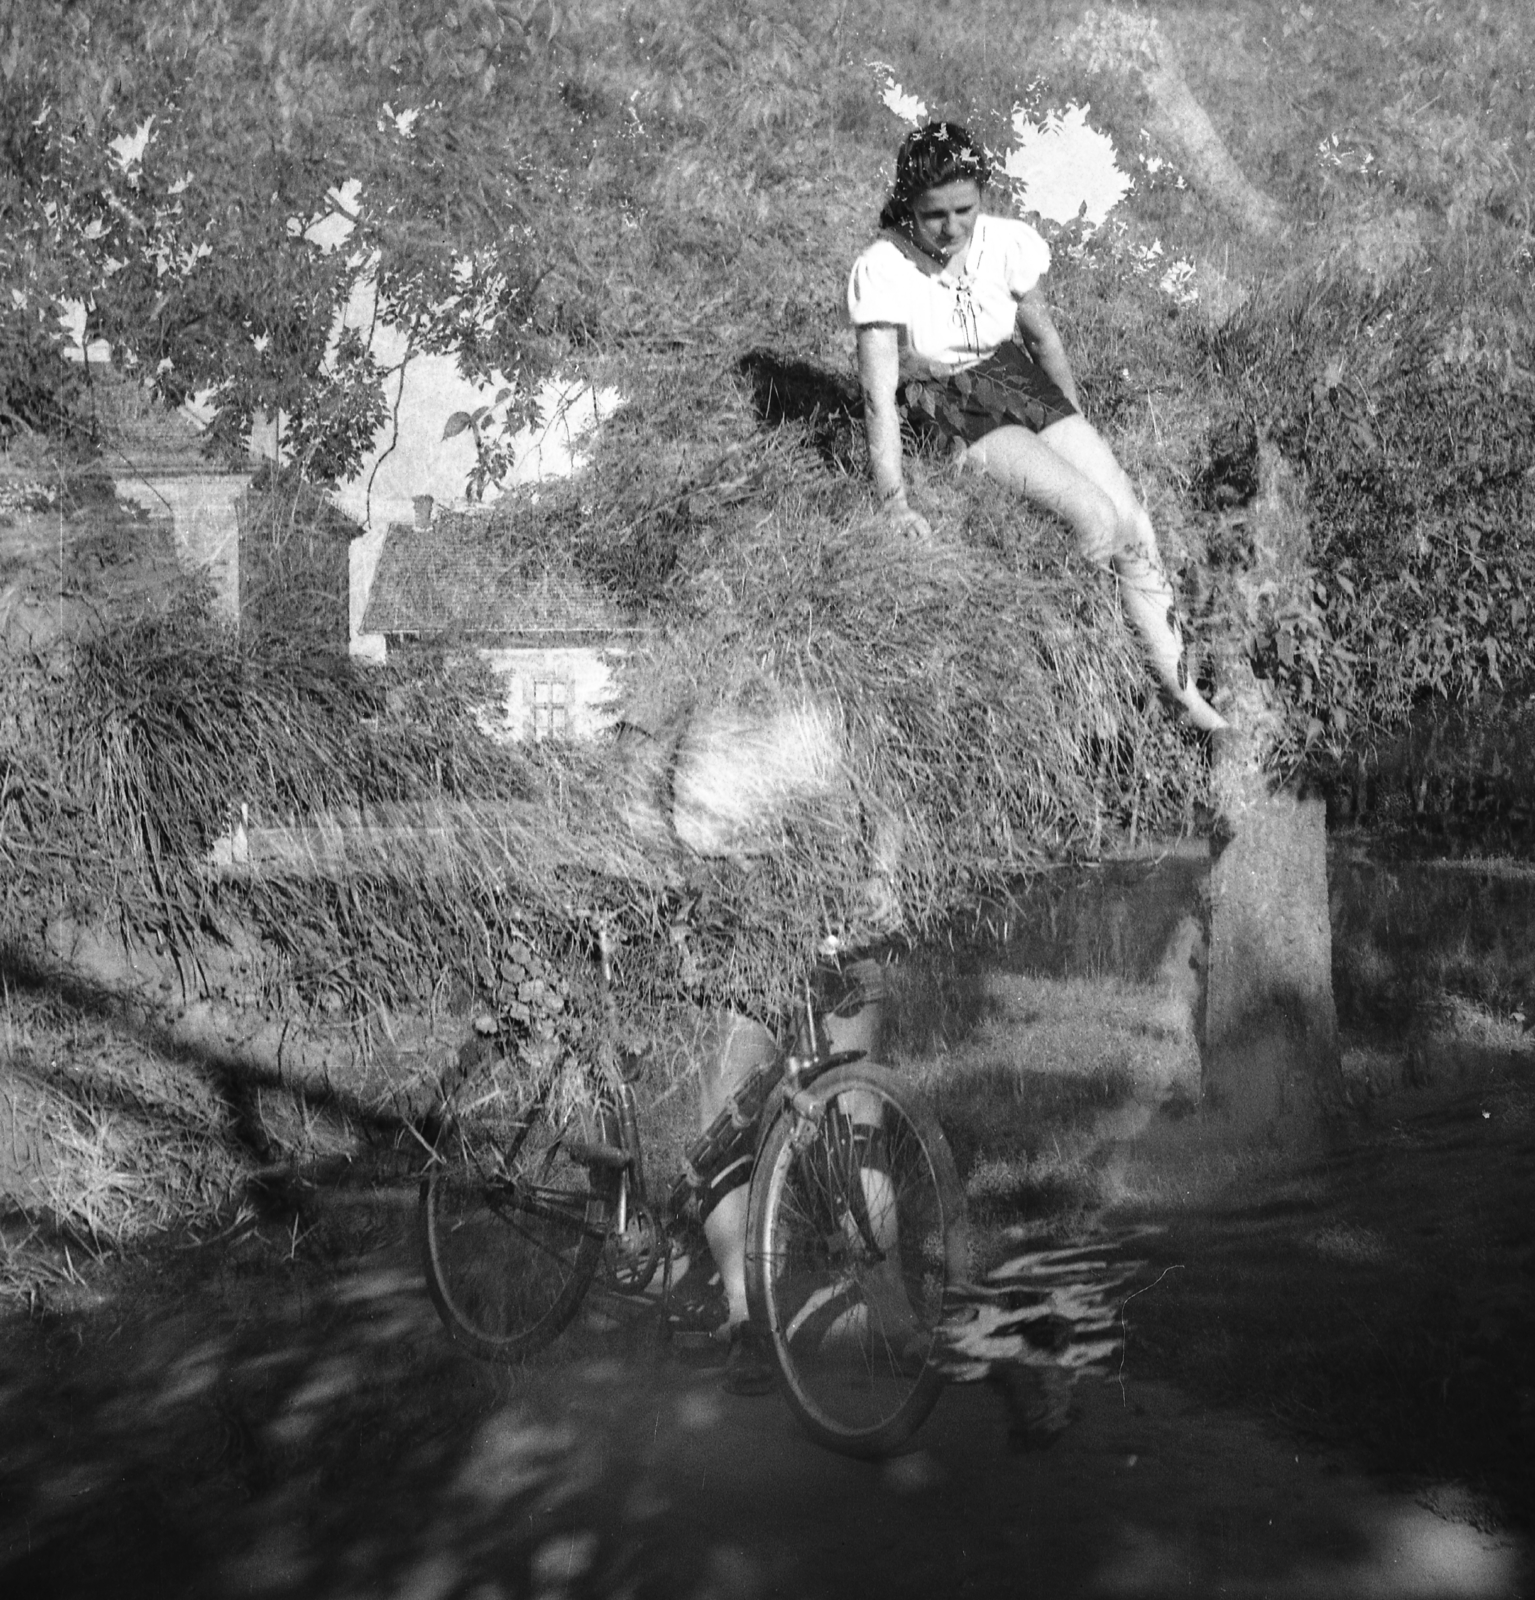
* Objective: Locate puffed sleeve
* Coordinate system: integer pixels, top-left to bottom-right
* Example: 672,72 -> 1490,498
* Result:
847,242 -> 910,326
998,218 -> 1052,298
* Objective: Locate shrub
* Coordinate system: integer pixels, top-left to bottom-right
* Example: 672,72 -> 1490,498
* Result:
1197,268 -> 1535,778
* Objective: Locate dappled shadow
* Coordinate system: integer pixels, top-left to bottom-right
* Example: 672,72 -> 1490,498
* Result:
3,923 -> 1532,1596
1118,1073 -> 1535,1535
0,943 -> 428,1161
883,941 -> 996,1060
0,1172 -> 1527,1599
0,1201 -> 734,1600
974,855 -> 1210,987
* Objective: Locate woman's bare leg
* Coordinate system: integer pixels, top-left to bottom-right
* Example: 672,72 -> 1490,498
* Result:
963,420 -> 1226,731
964,422 -> 1122,562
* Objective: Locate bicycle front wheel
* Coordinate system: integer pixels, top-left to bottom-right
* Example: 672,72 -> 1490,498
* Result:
420,1058 -> 617,1363
745,1064 -> 967,1458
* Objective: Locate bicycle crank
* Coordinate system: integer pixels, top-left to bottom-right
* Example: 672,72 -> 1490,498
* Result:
604,1202 -> 663,1292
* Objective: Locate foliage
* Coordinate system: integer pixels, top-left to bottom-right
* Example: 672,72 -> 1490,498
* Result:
0,301 -> 93,447
239,469 -> 356,651
2,581 -> 524,929
0,0 -> 574,477
442,388 -> 520,503
1344,695 -> 1535,856
1198,269 -> 1535,776
1329,854 -> 1535,1037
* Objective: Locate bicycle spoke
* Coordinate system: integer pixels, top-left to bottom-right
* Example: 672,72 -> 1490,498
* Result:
747,1065 -> 964,1458
420,1068 -> 615,1363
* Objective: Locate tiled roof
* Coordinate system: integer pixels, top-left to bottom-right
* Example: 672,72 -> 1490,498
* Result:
362,512 -> 633,637
91,370 -> 249,478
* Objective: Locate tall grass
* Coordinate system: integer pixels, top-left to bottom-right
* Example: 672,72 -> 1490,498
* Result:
1330,856 -> 1535,1038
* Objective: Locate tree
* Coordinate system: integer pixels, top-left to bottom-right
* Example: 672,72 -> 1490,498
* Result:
1061,6 -> 1346,1139
1,0 -> 567,481
1062,8 -> 1285,238
1204,444 -> 1345,1139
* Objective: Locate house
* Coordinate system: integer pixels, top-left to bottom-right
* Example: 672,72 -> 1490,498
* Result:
93,374 -> 253,622
361,502 -> 637,742
91,376 -> 360,650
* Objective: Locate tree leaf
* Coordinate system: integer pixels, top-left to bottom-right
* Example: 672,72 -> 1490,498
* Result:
442,410 -> 473,439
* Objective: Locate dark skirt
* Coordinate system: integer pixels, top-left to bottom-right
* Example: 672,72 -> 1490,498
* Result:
903,339 -> 1077,445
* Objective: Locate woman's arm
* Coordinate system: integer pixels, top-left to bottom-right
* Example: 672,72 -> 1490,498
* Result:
856,322 -> 931,536
1014,288 -> 1080,411
856,321 -> 908,503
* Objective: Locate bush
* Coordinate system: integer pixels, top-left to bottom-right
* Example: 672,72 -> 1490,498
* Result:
1195,267 -> 1535,779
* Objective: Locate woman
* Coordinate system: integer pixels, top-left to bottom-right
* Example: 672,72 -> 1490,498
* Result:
850,121 -> 1225,732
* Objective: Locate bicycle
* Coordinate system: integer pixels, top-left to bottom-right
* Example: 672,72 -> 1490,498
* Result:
419,920 -> 969,1459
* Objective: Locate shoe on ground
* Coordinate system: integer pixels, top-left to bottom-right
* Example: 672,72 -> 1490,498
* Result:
720,1321 -> 776,1397
989,1363 -> 1074,1451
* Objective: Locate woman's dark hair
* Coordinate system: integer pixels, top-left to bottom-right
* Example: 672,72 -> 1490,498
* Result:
879,121 -> 992,231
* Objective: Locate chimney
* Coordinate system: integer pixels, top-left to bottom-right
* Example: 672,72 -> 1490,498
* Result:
412,494 -> 434,530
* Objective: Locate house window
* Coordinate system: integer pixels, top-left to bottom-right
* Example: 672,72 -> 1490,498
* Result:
531,676 -> 570,739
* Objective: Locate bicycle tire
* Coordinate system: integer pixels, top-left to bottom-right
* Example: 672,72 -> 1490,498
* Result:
745,1063 -> 967,1459
420,1058 -> 618,1363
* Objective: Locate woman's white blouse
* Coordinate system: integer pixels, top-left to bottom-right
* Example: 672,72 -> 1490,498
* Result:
846,214 -> 1052,377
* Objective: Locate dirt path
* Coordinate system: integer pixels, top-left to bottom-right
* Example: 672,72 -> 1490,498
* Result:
1,1188 -> 1527,1600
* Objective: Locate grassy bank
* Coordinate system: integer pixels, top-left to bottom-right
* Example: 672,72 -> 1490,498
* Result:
11,842 -> 1528,1281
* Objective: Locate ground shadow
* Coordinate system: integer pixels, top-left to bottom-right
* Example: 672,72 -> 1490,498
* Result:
1117,1073 -> 1535,1532
0,945 -> 425,1149
5,1191 -> 1517,1600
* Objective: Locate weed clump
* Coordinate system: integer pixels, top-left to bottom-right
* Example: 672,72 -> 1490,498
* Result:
0,994 -> 250,1266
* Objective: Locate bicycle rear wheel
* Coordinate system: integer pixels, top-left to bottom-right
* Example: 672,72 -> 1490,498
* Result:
420,1055 -> 618,1363
745,1064 -> 967,1458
